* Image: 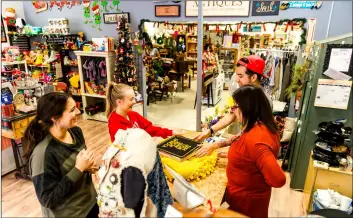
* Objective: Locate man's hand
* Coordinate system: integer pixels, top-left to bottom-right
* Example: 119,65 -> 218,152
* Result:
194,142 -> 219,158
193,129 -> 211,142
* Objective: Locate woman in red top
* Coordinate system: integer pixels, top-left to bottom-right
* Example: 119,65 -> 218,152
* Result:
106,83 -> 177,142
224,85 -> 286,218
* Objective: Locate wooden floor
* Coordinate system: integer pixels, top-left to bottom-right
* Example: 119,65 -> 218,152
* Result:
1,119 -> 304,217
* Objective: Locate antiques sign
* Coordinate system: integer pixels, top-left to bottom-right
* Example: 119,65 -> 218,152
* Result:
185,1 -> 250,17
251,1 -> 280,16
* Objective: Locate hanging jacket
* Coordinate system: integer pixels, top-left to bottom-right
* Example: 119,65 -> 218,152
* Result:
97,128 -> 173,218
108,111 -> 173,142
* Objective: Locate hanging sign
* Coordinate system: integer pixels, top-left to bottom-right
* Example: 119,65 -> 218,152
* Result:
280,1 -> 323,10
251,1 -> 280,16
185,1 -> 250,17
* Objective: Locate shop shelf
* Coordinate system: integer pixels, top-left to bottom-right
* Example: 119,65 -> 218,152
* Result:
82,93 -> 106,99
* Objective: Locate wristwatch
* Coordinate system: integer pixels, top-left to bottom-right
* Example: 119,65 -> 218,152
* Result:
209,127 -> 214,136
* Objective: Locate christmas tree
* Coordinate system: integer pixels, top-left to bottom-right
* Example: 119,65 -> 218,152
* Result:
114,16 -> 137,90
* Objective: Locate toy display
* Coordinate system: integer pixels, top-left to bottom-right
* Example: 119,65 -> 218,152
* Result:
15,18 -> 26,34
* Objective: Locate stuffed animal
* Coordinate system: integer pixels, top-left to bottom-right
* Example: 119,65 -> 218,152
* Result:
15,18 -> 26,34
4,8 -> 16,34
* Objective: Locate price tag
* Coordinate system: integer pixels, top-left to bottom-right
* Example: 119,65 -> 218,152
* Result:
165,205 -> 182,218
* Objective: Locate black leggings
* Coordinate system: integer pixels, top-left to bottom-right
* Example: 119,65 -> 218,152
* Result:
86,203 -> 99,218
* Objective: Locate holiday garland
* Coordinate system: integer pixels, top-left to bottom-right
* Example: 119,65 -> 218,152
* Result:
138,18 -> 307,45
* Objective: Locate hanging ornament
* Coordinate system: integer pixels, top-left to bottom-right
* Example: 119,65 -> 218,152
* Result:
48,1 -> 56,10
290,21 -> 294,31
181,24 -> 184,30
237,22 -> 242,32
262,23 -> 266,32
248,23 -> 252,32
229,24 -> 233,32
119,48 -> 124,54
206,24 -> 209,31
164,21 -> 167,26
153,22 -> 157,28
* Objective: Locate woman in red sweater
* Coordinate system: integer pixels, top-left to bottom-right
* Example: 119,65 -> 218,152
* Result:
106,83 -> 176,142
223,85 -> 286,217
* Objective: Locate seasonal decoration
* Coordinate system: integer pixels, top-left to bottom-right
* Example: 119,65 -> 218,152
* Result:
138,18 -> 307,46
83,0 -> 91,24
32,1 -> 48,13
101,0 -> 109,12
92,5 -> 102,31
114,16 -> 138,90
111,0 -> 121,11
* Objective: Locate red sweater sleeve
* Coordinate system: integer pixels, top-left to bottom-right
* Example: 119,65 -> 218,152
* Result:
134,112 -> 173,138
250,143 -> 286,188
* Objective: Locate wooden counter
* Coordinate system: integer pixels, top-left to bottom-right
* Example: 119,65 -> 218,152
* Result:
303,154 -> 353,212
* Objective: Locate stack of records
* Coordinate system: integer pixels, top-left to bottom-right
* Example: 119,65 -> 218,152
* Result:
157,136 -> 200,161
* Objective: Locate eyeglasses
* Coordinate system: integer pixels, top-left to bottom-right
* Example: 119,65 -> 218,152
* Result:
231,105 -> 239,111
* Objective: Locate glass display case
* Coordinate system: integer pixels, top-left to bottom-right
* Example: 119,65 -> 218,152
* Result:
216,48 -> 238,90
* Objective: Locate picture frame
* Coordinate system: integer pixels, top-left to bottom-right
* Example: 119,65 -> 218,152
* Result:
155,5 -> 181,17
103,12 -> 130,24
1,18 -> 8,43
323,44 -> 353,76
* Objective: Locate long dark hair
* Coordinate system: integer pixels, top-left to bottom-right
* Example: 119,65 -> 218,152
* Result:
232,85 -> 277,134
23,92 -> 71,160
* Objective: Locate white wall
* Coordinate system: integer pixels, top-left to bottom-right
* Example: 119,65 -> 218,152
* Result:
1,1 -> 26,49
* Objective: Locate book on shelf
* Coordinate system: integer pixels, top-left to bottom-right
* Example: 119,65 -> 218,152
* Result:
157,136 -> 200,161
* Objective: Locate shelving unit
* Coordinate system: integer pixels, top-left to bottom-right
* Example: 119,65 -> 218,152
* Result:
215,48 -> 238,90
75,51 -> 115,122
186,35 -> 198,60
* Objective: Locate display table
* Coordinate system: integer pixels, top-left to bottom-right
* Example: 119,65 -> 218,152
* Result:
303,154 -> 353,213
1,111 -> 36,180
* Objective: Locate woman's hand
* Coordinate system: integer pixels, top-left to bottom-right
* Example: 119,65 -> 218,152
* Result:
194,142 -> 219,158
75,149 -> 95,172
193,129 -> 211,142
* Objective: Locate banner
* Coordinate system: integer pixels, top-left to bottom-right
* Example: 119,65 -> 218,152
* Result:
185,1 -> 250,17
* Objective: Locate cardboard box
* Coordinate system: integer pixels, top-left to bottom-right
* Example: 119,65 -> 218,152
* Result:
92,37 -> 115,52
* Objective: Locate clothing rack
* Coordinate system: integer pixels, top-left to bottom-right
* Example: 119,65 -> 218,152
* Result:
252,48 -> 300,102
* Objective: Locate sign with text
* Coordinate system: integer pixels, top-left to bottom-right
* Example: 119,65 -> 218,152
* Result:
185,1 -> 250,17
251,1 -> 280,16
280,1 -> 323,10
103,12 -> 130,24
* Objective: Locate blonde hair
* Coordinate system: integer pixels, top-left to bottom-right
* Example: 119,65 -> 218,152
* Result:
106,82 -> 132,118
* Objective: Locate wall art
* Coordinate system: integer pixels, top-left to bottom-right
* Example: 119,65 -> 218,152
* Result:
155,5 -> 180,17
251,1 -> 280,16
103,12 -> 130,24
185,1 -> 250,17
